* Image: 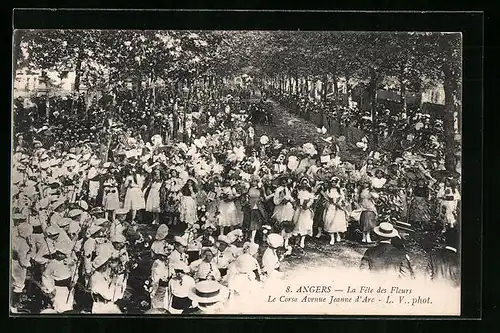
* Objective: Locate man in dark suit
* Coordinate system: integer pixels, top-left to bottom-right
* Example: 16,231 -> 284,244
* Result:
427,229 -> 460,287
360,223 -> 414,279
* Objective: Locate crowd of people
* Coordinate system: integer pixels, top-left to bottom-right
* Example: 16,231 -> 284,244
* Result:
11,85 -> 462,314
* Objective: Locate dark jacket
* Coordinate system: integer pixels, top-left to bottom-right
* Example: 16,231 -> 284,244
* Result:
427,247 -> 460,287
360,241 -> 414,279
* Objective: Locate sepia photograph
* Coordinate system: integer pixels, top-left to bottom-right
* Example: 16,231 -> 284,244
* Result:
10,29 -> 462,315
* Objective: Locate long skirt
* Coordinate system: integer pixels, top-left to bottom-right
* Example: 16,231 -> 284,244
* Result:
293,208 -> 314,236
313,199 -> 326,229
170,295 -> 192,312
272,202 -> 295,223
218,201 -> 238,227
124,187 -> 146,211
439,200 -> 458,228
150,285 -> 169,309
146,186 -> 162,213
52,286 -> 75,313
179,196 -> 198,225
234,199 -> 245,227
103,188 -> 120,211
360,211 -> 377,232
409,196 -> 431,225
88,181 -> 100,200
248,208 -> 265,231
323,204 -> 347,233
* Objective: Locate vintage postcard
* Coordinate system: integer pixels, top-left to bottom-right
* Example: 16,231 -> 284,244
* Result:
11,28 -> 462,315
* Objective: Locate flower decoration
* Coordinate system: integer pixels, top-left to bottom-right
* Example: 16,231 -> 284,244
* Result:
302,143 -> 317,156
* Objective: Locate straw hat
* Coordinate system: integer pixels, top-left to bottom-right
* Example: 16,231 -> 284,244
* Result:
188,280 -> 229,304
201,246 -> 216,255
90,207 -> 105,215
266,233 -> 284,248
217,235 -> 231,245
151,243 -> 170,257
54,239 -> 73,256
78,200 -> 89,211
57,217 -> 73,228
155,224 -> 169,241
225,229 -> 242,244
172,261 -> 190,273
93,218 -> 108,226
115,208 -> 129,216
92,253 -> 111,270
46,225 -> 60,236
86,225 -> 102,237
373,222 -> 399,238
51,199 -> 66,210
174,236 -> 188,247
110,233 -> 126,243
68,209 -> 83,218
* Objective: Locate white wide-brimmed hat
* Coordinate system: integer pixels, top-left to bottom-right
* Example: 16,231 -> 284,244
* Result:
217,235 -> 231,245
46,225 -> 61,236
92,253 -> 111,270
110,233 -> 126,243
267,233 -> 284,248
174,236 -> 188,247
172,261 -> 190,273
188,280 -> 229,304
373,222 -> 399,238
155,224 -> 169,240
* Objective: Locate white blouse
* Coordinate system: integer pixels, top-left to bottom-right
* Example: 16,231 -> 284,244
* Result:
169,275 -> 195,298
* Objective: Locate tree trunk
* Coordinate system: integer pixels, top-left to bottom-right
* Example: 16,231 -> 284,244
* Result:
74,48 -> 83,93
369,68 -> 379,148
332,71 -> 338,100
322,73 -> 328,102
45,96 -> 50,124
401,81 -> 407,112
72,47 -> 84,116
294,73 -> 299,95
442,62 -> 457,172
344,75 -> 351,107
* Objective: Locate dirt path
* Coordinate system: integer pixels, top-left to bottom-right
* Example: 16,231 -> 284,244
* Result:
253,99 -> 364,163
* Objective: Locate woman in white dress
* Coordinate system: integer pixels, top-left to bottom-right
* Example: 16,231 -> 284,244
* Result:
226,242 -> 261,298
164,169 -> 183,226
292,178 -> 316,249
123,167 -> 146,222
179,179 -> 199,226
322,178 -> 348,245
144,169 -> 163,225
102,175 -> 120,222
272,177 -> 295,249
217,181 -> 238,236
150,244 -> 173,310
